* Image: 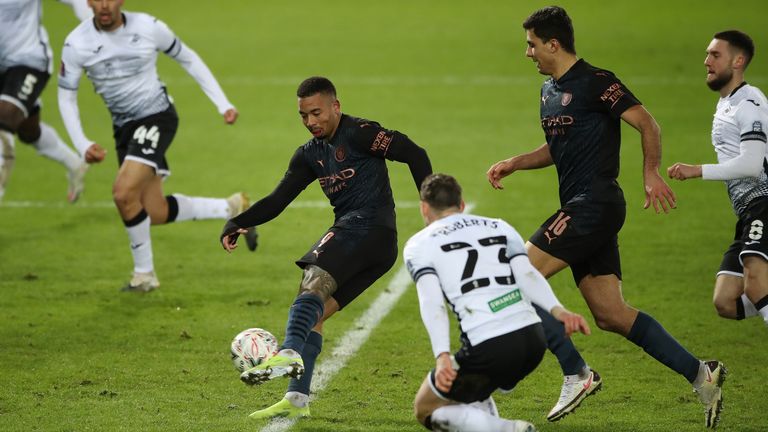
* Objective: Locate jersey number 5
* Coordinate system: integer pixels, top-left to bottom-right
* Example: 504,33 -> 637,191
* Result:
440,235 -> 516,294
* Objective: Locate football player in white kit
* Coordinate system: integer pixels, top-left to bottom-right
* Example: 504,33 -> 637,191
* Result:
404,174 -> 591,432
669,30 -> 768,329
58,0 -> 256,291
0,0 -> 88,202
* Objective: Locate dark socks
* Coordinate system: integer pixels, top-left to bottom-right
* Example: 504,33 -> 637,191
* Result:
281,293 -> 324,353
287,330 -> 323,395
534,304 -> 587,375
627,311 -> 700,383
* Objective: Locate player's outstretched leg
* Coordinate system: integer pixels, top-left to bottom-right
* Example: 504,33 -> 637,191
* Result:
626,311 -> 727,428
533,304 -> 602,421
242,293 -> 323,385
248,330 -> 323,419
240,348 -> 304,385
693,360 -> 727,429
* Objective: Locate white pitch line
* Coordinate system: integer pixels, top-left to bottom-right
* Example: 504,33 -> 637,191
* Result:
259,203 -> 475,432
0,200 -> 421,209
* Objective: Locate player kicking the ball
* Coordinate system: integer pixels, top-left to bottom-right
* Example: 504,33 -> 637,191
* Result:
221,76 -> 432,420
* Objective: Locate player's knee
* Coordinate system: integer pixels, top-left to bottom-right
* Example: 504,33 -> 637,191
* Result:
413,403 -> 431,429
712,295 -> 736,318
0,102 -> 23,133
112,183 -> 138,210
16,121 -> 40,144
593,312 -> 624,333
298,265 -> 337,301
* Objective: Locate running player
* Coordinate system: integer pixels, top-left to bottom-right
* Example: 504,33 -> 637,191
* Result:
668,30 -> 768,328
0,0 -> 88,203
221,76 -> 432,420
405,173 -> 590,432
486,6 -> 726,428
58,0 -> 256,291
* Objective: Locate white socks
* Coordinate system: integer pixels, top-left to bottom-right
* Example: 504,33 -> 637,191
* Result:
32,123 -> 81,172
430,405 -> 527,432
172,193 -> 229,221
741,294 -> 758,318
0,130 -> 14,199
125,213 -> 153,273
284,391 -> 309,408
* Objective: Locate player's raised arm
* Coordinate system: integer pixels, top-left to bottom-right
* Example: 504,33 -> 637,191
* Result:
221,148 -> 316,251
152,19 -> 237,124
486,143 -> 553,190
621,105 -> 676,213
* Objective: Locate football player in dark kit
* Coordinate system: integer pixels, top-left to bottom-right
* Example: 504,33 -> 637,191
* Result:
221,76 -> 432,420
487,6 -> 727,429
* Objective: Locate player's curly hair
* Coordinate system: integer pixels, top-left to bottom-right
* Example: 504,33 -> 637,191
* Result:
420,173 -> 462,210
297,76 -> 337,98
523,6 -> 576,54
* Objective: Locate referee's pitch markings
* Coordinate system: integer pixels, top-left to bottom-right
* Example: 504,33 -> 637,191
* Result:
259,203 -> 475,432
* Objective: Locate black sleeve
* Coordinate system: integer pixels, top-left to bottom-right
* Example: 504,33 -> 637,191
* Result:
590,71 -> 641,118
229,147 -> 316,228
351,124 -> 433,193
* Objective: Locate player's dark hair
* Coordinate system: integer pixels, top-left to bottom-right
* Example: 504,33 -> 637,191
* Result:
523,6 -> 576,54
714,30 -> 755,69
297,76 -> 337,98
420,173 -> 462,211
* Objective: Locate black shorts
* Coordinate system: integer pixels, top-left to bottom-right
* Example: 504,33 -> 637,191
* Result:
718,196 -> 768,277
428,323 -> 546,403
113,105 -> 178,176
529,201 -> 625,285
295,225 -> 398,309
0,66 -> 49,119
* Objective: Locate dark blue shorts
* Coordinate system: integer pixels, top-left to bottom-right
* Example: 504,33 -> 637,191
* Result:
529,200 -> 625,284
296,225 -> 397,309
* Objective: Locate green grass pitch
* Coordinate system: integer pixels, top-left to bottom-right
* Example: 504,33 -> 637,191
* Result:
1,0 -> 767,430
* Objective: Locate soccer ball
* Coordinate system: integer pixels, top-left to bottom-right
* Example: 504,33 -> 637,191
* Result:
230,328 -> 279,373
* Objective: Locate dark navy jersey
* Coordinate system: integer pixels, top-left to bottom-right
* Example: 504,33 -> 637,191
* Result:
540,59 -> 640,205
231,114 -> 432,231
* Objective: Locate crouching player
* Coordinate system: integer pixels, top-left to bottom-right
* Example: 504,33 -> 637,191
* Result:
404,173 -> 591,432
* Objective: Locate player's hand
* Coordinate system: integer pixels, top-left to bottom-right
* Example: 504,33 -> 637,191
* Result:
551,306 -> 591,337
667,163 -> 702,181
223,108 -> 238,125
220,220 -> 248,252
434,352 -> 458,393
84,143 -> 106,164
643,170 -> 676,214
486,158 -> 517,190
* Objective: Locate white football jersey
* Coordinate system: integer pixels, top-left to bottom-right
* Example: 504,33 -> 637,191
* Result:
59,12 -> 178,126
404,213 -> 541,346
0,0 -> 52,73
711,83 -> 768,215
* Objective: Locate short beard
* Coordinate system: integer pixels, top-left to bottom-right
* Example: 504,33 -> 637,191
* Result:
707,71 -> 733,92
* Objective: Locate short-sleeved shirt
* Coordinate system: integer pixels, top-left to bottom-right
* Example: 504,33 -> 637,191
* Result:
58,12 -> 178,126
709,83 -> 768,216
0,0 -> 52,73
403,213 -> 541,347
540,59 -> 641,206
